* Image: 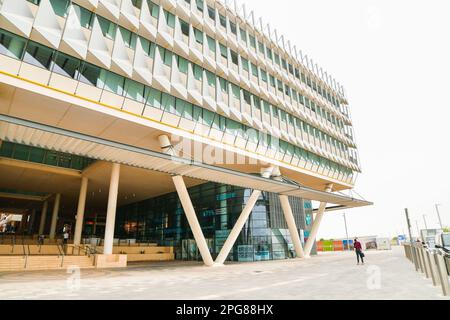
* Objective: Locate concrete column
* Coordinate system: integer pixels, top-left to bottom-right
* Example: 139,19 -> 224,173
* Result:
303,184 -> 333,257
172,175 -> 214,266
49,193 -> 61,240
215,190 -> 262,265
279,195 -> 305,259
38,201 -> 48,235
103,163 -> 121,255
73,177 -> 89,246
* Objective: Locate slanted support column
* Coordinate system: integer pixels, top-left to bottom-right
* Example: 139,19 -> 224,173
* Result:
158,134 -> 214,266
172,175 -> 215,267
49,193 -> 61,240
74,177 -> 89,246
38,200 -> 48,235
215,190 -> 262,265
279,195 -> 305,259
303,184 -> 334,257
104,163 -> 121,255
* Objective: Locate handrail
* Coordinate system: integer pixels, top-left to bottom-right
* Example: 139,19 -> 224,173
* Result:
73,244 -> 91,257
10,235 -> 15,253
21,235 -> 26,256
57,240 -> 65,267
56,240 -> 63,257
404,243 -> 450,296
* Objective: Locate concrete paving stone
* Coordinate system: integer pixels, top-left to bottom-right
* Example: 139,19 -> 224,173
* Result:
0,247 -> 449,300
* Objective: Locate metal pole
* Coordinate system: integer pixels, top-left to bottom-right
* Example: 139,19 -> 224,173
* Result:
343,212 -> 350,251
427,250 -> 440,287
435,204 -> 443,230
415,220 -> 421,240
405,208 -> 418,271
423,214 -> 428,230
435,252 -> 450,296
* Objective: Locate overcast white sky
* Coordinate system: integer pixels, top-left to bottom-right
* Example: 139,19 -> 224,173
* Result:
241,0 -> 450,239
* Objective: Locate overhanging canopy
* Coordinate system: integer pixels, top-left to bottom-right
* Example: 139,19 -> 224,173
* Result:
0,115 -> 372,210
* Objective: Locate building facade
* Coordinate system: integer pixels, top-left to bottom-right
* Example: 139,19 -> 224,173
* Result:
0,0 -> 369,266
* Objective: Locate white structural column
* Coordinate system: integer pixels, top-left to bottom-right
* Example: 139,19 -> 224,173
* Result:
172,175 -> 215,267
279,195 -> 305,259
38,200 -> 48,235
103,163 -> 121,255
215,190 -> 262,265
49,193 -> 61,240
158,134 -> 214,266
73,177 -> 89,246
303,184 -> 334,257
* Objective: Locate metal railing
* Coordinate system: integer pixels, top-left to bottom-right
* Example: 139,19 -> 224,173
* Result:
403,242 -> 450,296
55,240 -> 65,267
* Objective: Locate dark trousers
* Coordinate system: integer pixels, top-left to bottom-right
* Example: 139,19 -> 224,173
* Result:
356,249 -> 364,263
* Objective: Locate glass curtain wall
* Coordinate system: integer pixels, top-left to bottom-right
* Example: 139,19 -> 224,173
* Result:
116,182 -> 313,262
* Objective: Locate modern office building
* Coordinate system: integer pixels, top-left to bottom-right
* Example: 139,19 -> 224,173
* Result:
0,0 -> 371,267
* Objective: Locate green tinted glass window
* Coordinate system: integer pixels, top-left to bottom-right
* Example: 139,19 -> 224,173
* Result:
52,52 -> 81,78
207,6 -> 215,20
180,20 -> 190,36
124,79 -> 145,103
194,28 -> 203,44
161,93 -> 176,114
148,1 -> 159,18
79,62 -> 106,88
23,41 -> 54,69
0,29 -> 26,59
0,142 -> 14,157
97,16 -> 116,39
146,87 -> 162,109
239,28 -> 247,42
50,0 -> 69,17
71,4 -> 93,28
206,71 -> 215,87
29,148 -> 45,163
249,35 -> 256,48
207,36 -> 216,52
177,56 -> 189,74
219,44 -> 227,58
13,144 -> 29,161
164,10 -> 176,28
104,72 -> 124,95
193,64 -> 202,80
241,57 -> 249,71
251,63 -> 258,77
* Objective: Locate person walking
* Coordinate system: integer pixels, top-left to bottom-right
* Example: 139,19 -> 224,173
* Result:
354,238 -> 365,265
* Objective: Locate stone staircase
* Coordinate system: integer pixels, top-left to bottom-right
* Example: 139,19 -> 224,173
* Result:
0,255 -> 95,271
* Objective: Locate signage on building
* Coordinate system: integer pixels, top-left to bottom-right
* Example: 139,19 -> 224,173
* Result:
216,193 -> 236,201
305,214 -> 312,226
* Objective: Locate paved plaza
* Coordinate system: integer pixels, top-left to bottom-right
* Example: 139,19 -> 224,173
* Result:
0,246 -> 448,300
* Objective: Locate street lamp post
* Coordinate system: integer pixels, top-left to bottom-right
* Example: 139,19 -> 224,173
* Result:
343,213 -> 350,251
423,214 -> 428,230
435,204 -> 443,229
415,220 -> 421,240
404,208 -> 418,270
